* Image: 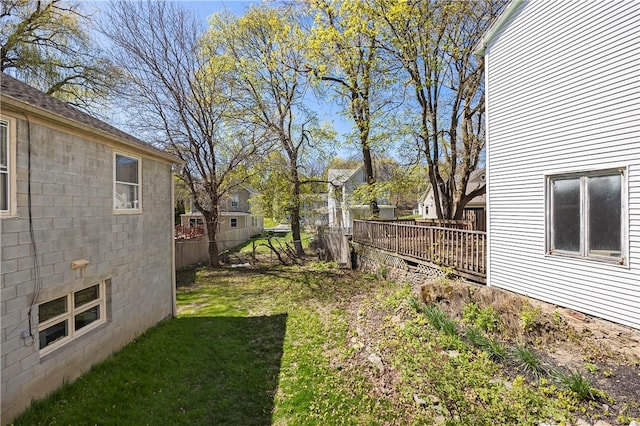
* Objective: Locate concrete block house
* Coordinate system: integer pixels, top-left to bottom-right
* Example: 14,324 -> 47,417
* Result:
475,1 -> 640,329
0,72 -> 180,421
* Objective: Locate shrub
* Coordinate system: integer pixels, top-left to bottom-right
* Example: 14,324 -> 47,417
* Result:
519,302 -> 542,333
462,302 -> 501,332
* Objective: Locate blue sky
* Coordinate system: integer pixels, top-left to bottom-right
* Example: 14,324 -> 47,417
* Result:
85,0 -> 356,159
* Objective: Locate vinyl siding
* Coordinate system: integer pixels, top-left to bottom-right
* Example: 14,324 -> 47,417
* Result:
485,1 -> 640,329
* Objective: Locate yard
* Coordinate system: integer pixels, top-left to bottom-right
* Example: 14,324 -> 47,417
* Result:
13,261 -> 640,425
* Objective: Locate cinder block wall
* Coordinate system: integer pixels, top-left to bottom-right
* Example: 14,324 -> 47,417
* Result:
1,115 -> 174,423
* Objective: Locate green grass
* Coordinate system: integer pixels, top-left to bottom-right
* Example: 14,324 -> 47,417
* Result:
15,263 -> 594,425
231,231 -> 313,256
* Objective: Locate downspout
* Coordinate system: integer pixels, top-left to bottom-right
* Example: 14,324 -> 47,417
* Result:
170,168 -> 177,317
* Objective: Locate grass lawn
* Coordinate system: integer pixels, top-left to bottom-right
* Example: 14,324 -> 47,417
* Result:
14,261 -> 592,425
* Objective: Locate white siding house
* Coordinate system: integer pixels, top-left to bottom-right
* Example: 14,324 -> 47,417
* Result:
327,166 -> 395,230
476,1 -> 640,329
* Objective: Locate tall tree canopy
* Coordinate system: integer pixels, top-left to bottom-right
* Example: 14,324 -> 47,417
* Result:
104,0 -> 264,267
375,0 -> 506,219
306,0 -> 393,218
1,0 -> 119,109
206,6 -> 326,255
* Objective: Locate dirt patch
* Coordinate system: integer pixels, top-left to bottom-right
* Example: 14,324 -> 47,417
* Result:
421,279 -> 640,424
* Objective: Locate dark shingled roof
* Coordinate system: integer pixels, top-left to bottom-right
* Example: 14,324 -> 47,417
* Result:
0,72 -> 173,160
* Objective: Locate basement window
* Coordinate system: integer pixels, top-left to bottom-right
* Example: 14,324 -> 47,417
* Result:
39,282 -> 106,354
547,169 -> 626,264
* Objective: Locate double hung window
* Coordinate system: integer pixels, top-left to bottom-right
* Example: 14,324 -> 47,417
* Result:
39,283 -> 106,354
547,169 -> 625,264
1,116 -> 16,215
114,153 -> 141,211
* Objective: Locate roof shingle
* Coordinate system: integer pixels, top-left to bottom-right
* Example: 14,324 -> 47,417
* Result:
0,72 -> 172,160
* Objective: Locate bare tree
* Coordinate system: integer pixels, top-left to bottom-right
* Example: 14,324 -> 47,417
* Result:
1,0 -> 120,110
104,0 -> 264,267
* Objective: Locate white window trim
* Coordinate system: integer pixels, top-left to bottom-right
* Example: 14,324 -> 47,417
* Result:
113,151 -> 142,213
39,282 -> 107,355
0,115 -> 17,217
230,194 -> 239,208
545,167 -> 628,266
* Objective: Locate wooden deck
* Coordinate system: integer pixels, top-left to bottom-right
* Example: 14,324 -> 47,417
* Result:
352,220 -> 486,282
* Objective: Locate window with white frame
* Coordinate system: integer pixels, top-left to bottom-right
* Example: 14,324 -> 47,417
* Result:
114,153 -> 141,211
547,169 -> 625,263
230,194 -> 239,208
0,117 -> 16,215
39,282 -> 106,353
230,217 -> 237,228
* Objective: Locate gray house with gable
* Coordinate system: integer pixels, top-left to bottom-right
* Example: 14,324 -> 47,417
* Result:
1,72 -> 180,421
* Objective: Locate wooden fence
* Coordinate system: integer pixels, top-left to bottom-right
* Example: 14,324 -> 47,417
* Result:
352,220 -> 486,282
175,227 -> 259,269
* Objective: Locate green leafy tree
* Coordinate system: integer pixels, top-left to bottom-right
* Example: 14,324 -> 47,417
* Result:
306,0 -> 394,217
1,0 -> 120,109
375,0 -> 506,219
206,6 -> 324,256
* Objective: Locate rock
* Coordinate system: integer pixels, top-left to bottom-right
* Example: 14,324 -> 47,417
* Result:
594,421 -> 612,426
368,353 -> 384,373
574,419 -> 590,426
428,394 -> 439,404
446,350 -> 459,358
413,393 -> 427,407
629,421 -> 640,426
434,414 -> 446,424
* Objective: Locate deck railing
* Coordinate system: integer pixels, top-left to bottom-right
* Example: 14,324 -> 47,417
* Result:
352,220 -> 486,280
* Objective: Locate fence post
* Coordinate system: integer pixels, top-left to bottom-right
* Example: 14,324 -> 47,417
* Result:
395,222 -> 399,253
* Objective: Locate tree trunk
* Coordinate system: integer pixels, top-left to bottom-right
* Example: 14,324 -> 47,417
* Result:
203,210 -> 220,267
362,144 -> 379,218
290,160 -> 305,256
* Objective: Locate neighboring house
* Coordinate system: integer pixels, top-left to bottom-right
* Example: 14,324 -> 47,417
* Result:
301,192 -> 329,228
179,186 -> 263,242
417,169 -> 486,221
327,166 -> 395,230
0,72 -> 180,421
475,1 -> 640,329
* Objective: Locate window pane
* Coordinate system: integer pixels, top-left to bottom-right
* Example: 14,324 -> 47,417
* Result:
0,172 -> 7,211
115,183 -> 139,209
75,306 -> 100,331
116,155 -> 138,184
39,320 -> 68,349
75,285 -> 99,308
552,178 -> 580,252
0,121 -> 7,169
588,175 -> 621,257
39,296 -> 67,323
